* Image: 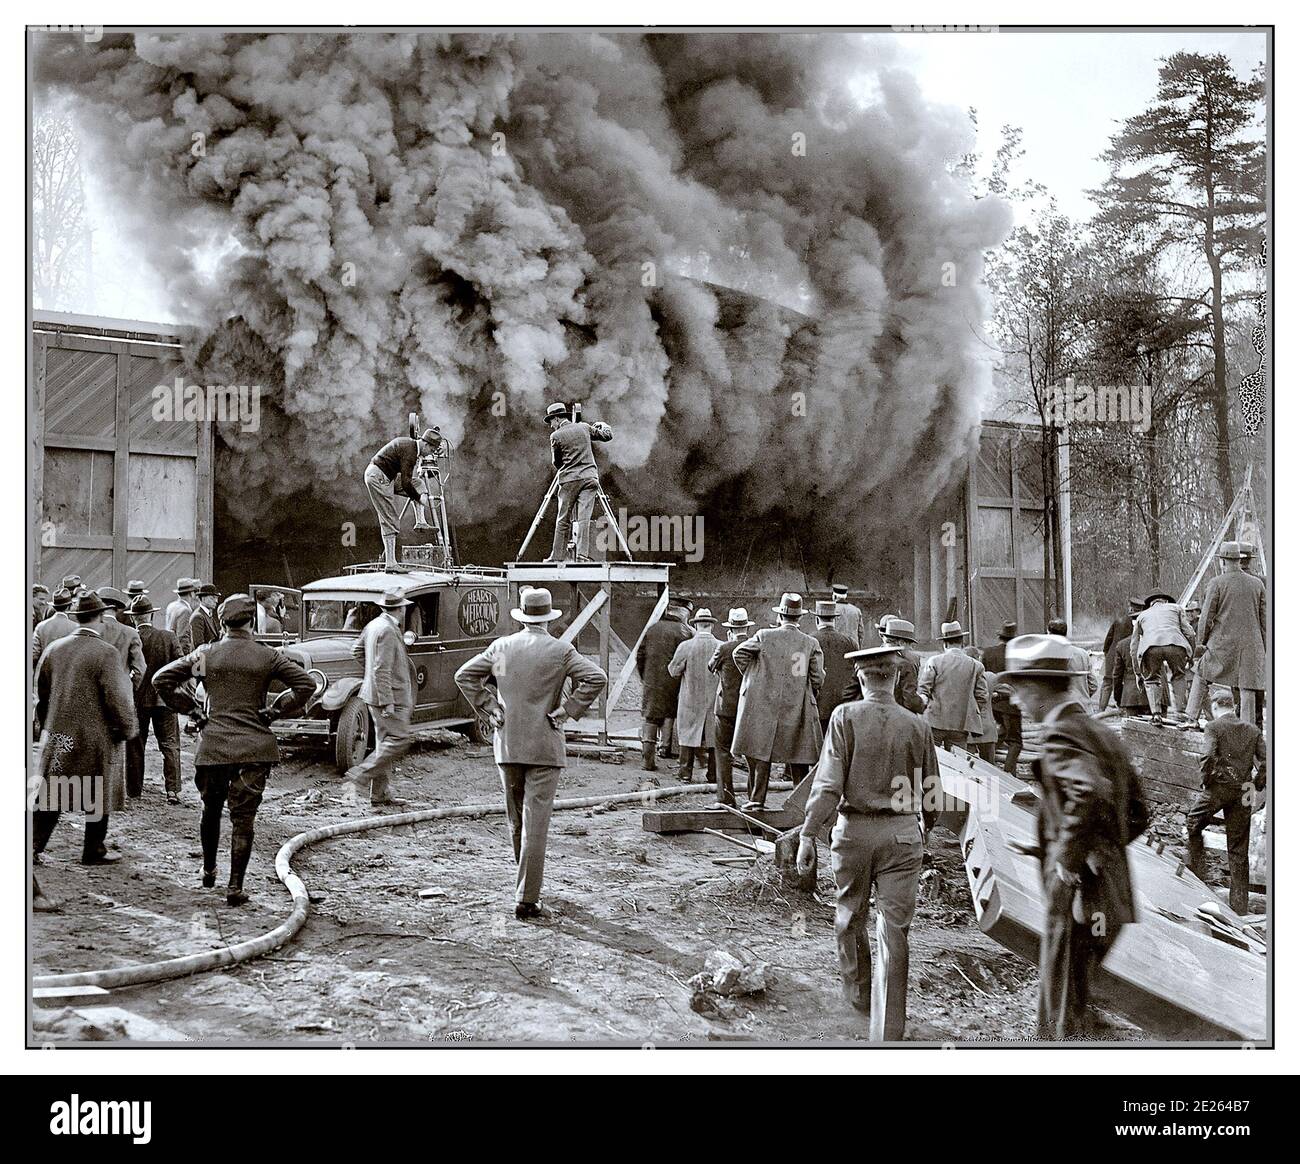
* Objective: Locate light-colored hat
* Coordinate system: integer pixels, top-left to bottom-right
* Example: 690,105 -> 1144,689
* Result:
940,620 -> 969,641
1239,543 -> 1256,558
174,577 -> 198,596
773,593 -> 805,619
512,586 -> 563,623
95,585 -> 128,610
544,402 -> 569,423
722,607 -> 754,629
690,607 -> 717,625
125,579 -> 148,596
377,587 -> 413,610
814,600 -> 838,619
997,634 -> 1091,682
845,645 -> 903,669
880,616 -> 917,643
1218,540 -> 1244,559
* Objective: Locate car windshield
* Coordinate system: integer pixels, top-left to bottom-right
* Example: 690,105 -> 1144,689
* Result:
304,598 -> 381,634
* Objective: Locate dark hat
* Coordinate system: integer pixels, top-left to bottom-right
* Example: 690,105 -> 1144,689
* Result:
197,584 -> 221,598
1127,596 -> 1145,610
61,574 -> 83,592
1047,617 -> 1068,636
50,588 -> 73,611
377,587 -> 413,610
418,427 -> 441,445
1143,591 -> 1177,607
1239,543 -> 1257,558
814,600 -> 838,619
95,585 -> 128,610
218,594 -> 257,624
940,620 -> 969,641
70,593 -> 107,619
879,616 -> 917,643
512,586 -> 563,623
831,583 -> 849,597
125,579 -> 148,596
544,402 -> 569,423
773,593 -> 805,619
997,621 -> 1017,642
128,594 -> 158,617
997,634 -> 1091,682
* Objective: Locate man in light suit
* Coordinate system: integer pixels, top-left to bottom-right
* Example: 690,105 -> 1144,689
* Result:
456,587 -> 606,921
830,584 -> 865,648
917,620 -> 990,752
347,588 -> 416,807
32,587 -> 75,667
165,577 -> 198,638
732,593 -> 825,810
1125,596 -> 1193,721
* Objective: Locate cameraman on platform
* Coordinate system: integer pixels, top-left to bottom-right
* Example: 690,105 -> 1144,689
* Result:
544,402 -> 612,562
365,427 -> 445,570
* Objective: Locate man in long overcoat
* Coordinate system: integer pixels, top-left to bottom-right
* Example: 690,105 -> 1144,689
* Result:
636,597 -> 692,770
811,600 -> 856,736
32,593 -> 138,868
1197,541 -> 1267,727
732,593 -> 824,810
667,608 -> 721,785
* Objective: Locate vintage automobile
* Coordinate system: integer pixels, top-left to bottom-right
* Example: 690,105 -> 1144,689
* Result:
249,565 -> 510,771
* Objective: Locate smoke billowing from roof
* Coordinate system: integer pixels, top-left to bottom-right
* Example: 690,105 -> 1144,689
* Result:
37,31 -> 1010,576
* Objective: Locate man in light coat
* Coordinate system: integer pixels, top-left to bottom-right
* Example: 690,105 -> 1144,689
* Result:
917,620 -> 990,752
32,587 -> 75,667
636,597 -> 693,770
732,593 -> 824,810
33,593 -> 139,876
1197,541 -> 1267,728
830,584 -> 865,648
165,577 -> 198,638
1125,596 -> 1194,721
667,608 -> 721,785
455,587 -> 607,921
347,588 -> 416,807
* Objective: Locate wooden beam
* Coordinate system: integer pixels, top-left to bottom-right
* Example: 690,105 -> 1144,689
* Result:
32,331 -> 47,582
607,584 -> 670,712
642,806 -> 803,834
195,420 -> 214,582
558,586 -> 608,646
111,350 -> 130,589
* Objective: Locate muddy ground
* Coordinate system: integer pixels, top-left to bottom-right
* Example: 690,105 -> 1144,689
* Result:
31,732 -> 1212,1047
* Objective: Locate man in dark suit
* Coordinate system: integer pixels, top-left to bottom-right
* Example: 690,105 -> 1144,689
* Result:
811,600 -> 857,737
1102,597 -> 1145,658
636,596 -> 693,770
708,608 -> 755,806
154,595 -> 315,906
981,622 -> 1022,771
126,594 -> 183,804
455,587 -> 606,921
184,584 -> 222,651
999,635 -> 1148,1040
33,593 -> 139,873
842,616 -> 925,715
94,586 -> 145,687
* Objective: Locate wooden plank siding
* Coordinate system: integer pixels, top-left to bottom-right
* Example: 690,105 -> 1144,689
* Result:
33,317 -> 213,595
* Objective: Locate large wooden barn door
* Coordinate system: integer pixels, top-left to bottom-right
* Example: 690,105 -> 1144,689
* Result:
32,325 -> 213,597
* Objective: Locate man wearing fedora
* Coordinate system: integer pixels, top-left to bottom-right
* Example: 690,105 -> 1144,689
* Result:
917,621 -> 990,753
347,587 -> 417,807
94,586 -> 145,690
32,592 -> 139,870
125,593 -> 184,804
732,593 -> 824,810
60,574 -> 85,598
999,635 -> 1147,1040
166,577 -> 198,638
708,609 -> 755,806
366,427 -> 444,570
184,584 -> 222,652
1197,541 -> 1267,729
153,595 -> 315,906
812,600 -> 857,738
125,579 -> 149,602
860,616 -> 925,715
636,595 -> 693,771
455,587 -> 607,920
543,402 -> 613,562
796,644 -> 940,1040
32,587 -> 76,667
667,607 -> 721,786
830,583 -> 865,648
1126,595 -> 1194,721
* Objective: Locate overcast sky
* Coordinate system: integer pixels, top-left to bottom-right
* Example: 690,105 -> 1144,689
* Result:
58,27 -> 1269,326
889,27 -> 1267,224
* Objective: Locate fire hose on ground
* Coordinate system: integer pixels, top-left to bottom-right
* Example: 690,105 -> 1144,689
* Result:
32,780 -> 773,994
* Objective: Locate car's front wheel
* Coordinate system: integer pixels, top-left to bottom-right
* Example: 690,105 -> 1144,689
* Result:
334,696 -> 373,773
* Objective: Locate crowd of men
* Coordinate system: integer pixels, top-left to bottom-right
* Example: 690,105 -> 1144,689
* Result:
29,536 -> 1267,1043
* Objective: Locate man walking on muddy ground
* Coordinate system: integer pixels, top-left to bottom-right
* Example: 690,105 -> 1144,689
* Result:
347,588 -> 417,807
667,607 -> 721,787
811,599 -> 856,737
126,594 -> 183,805
1197,541 -> 1267,729
455,587 -> 606,921
708,608 -> 754,807
636,595 -> 693,771
796,644 -> 939,1041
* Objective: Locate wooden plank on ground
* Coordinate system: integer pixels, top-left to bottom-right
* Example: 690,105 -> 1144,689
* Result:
643,806 -> 803,834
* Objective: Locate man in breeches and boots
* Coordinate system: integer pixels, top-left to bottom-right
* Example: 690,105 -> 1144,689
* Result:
365,427 -> 443,570
544,402 -> 613,562
153,595 -> 315,906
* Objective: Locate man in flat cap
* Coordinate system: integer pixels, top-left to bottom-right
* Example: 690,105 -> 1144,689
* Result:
32,584 -> 52,627
153,594 -> 315,906
543,402 -> 613,562
455,587 -> 607,921
797,644 -> 940,1040
1000,634 -> 1148,1040
366,427 -> 446,570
